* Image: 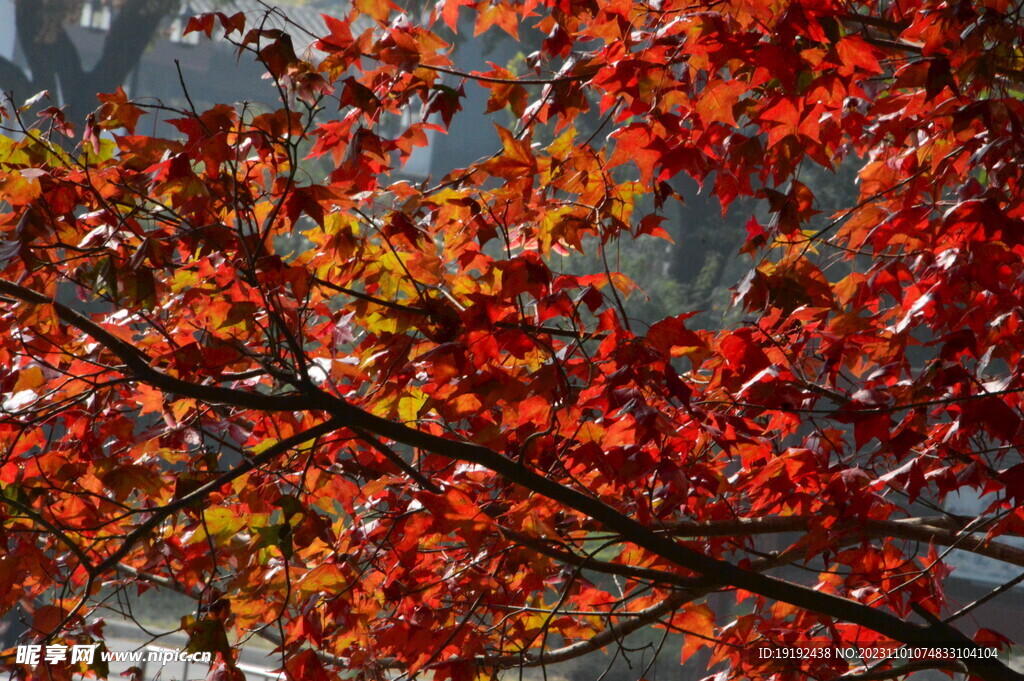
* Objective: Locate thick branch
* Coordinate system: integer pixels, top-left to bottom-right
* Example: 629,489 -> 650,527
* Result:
0,280 -> 316,413
305,389 -> 1023,680
665,516 -> 1024,568
3,281 -> 1020,680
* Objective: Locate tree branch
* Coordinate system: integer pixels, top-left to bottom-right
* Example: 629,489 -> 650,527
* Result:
3,283 -> 1020,680
665,515 -> 1024,569
415,63 -> 588,86
476,589 -> 696,668
350,425 -> 442,493
113,562 -> 348,667
92,416 -> 345,575
0,493 -> 95,574
499,526 -> 702,588
303,387 -> 1023,681
0,279 -> 316,413
471,531 -> 810,669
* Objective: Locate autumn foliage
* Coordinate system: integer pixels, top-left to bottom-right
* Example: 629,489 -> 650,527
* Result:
3,0 -> 1024,680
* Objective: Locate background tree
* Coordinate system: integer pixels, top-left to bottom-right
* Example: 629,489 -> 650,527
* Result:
2,2 -> 1024,681
0,0 -> 329,124
0,0 -> 176,122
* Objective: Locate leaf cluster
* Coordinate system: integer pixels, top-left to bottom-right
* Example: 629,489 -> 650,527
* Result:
2,2 -> 1024,681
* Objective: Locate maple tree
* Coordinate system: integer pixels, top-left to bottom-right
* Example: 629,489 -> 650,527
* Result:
3,0 -> 1024,680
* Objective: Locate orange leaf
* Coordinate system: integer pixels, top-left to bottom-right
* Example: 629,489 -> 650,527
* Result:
475,1 -> 519,38
677,604 -> 715,662
694,79 -> 746,127
355,0 -> 392,23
